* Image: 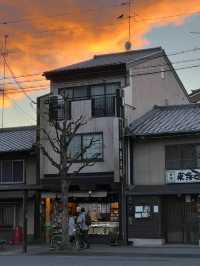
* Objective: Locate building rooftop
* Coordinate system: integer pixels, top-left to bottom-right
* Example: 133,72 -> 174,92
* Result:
0,126 -> 36,153
128,104 -> 200,137
44,47 -> 163,76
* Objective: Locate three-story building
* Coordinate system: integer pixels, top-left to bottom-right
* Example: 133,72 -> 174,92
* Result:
38,47 -> 189,242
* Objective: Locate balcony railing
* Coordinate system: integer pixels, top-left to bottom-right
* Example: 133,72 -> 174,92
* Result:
92,95 -> 116,117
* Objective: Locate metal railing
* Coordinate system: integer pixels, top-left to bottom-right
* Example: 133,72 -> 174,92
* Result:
92,95 -> 116,117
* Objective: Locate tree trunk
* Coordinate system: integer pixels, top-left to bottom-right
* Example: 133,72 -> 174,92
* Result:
61,178 -> 70,249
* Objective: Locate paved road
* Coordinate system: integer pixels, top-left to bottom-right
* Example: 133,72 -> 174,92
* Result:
1,255 -> 200,266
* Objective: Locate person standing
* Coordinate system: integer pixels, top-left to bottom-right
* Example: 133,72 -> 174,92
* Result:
77,207 -> 90,248
68,211 -> 75,243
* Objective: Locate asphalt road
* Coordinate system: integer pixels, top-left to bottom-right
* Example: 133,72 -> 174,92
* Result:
1,255 -> 200,266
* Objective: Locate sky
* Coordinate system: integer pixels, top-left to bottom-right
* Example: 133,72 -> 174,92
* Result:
0,0 -> 200,127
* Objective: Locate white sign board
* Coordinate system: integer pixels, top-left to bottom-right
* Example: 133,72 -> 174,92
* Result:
166,169 -> 200,184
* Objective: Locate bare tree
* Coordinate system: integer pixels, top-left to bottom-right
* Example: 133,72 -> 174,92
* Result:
38,96 -> 100,249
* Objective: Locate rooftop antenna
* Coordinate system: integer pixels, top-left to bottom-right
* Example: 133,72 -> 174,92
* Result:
117,0 -> 133,51
0,35 -> 8,128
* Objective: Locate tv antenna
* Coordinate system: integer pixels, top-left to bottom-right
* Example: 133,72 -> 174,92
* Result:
0,34 -> 8,128
117,0 -> 134,51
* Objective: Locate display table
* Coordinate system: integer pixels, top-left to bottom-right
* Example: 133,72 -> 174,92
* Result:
88,222 -> 119,236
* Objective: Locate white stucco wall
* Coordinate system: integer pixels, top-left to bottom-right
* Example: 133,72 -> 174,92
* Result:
133,138 -> 200,185
128,56 -> 189,120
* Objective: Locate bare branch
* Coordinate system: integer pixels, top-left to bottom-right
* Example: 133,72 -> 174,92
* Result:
51,120 -> 63,132
72,152 -> 100,175
66,136 -> 101,174
65,115 -> 86,151
40,128 -> 60,154
40,145 -> 60,170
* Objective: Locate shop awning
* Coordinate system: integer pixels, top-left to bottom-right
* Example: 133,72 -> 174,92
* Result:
41,191 -> 107,198
127,184 -> 200,196
0,184 -> 42,191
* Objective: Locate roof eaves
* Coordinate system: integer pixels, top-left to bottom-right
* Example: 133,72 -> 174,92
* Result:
126,50 -> 164,67
0,125 -> 36,134
132,130 -> 200,139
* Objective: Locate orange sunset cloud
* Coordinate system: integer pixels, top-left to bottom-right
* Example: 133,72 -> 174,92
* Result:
0,0 -> 200,107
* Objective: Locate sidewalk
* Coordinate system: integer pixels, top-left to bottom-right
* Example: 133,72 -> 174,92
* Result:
1,244 -> 200,257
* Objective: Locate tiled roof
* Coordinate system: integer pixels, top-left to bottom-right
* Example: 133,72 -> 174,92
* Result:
44,47 -> 163,75
128,104 -> 200,137
0,126 -> 36,153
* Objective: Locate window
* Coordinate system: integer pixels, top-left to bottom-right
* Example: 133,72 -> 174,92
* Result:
67,133 -> 103,162
0,160 -> 24,184
67,135 -> 82,160
91,83 -> 119,117
165,144 -> 200,170
0,206 -> 15,227
60,86 -> 88,100
83,134 -> 103,160
59,83 -> 121,118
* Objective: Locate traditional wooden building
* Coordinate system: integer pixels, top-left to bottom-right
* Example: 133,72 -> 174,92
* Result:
0,126 -> 40,243
127,104 -> 200,246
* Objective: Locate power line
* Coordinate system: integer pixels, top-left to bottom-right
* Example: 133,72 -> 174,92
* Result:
0,46 -> 199,83
1,87 -> 49,96
0,86 -> 49,95
2,56 -> 37,107
5,93 -> 36,123
133,10 -> 200,23
0,47 -> 199,86
0,3 -> 125,26
0,78 -> 48,86
128,56 -> 200,71
131,62 -> 200,78
0,35 -> 8,128
0,72 -> 43,80
0,6 -> 198,32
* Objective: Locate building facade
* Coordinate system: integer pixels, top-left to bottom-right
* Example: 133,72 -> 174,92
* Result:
127,104 -> 200,246
0,126 -> 40,242
37,47 -> 189,243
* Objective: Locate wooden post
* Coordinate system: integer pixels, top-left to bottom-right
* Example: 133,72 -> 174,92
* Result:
23,190 -> 28,253
61,179 -> 70,248
34,191 -> 41,241
45,197 -> 51,242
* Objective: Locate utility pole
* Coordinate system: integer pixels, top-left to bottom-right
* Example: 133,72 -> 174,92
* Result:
1,35 -> 8,128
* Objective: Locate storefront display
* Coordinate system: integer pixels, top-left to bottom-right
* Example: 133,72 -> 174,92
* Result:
41,193 -> 120,243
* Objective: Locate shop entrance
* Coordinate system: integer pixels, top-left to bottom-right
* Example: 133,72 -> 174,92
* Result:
163,196 -> 199,244
41,192 -> 120,244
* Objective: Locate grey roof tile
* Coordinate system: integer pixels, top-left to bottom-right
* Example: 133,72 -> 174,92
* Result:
129,104 -> 200,137
45,47 -> 163,75
0,126 -> 36,153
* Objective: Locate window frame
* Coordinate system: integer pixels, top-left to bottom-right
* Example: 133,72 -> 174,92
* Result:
58,82 -> 121,117
0,160 -> 25,184
0,205 -> 16,228
165,144 -> 200,170
67,132 -> 104,163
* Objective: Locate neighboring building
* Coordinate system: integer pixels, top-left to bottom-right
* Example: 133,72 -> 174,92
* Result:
190,89 -> 200,103
127,104 -> 200,246
0,126 -> 40,242
38,47 -> 189,243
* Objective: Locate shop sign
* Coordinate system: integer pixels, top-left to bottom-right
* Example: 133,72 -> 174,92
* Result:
135,205 -> 150,219
166,169 -> 200,184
